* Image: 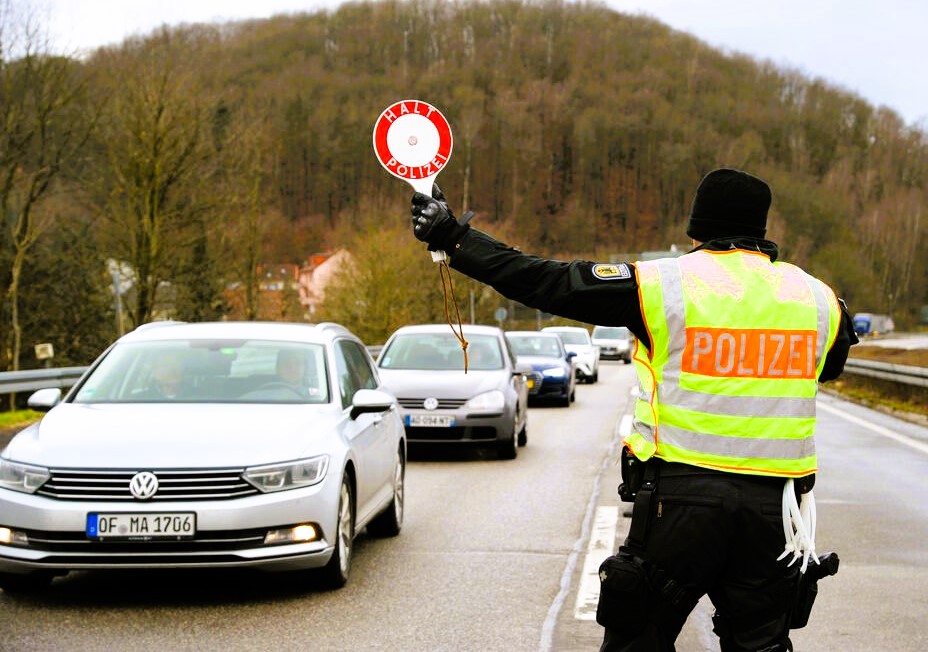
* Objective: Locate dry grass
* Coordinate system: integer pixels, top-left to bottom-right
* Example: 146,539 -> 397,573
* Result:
829,345 -> 928,422
849,345 -> 928,367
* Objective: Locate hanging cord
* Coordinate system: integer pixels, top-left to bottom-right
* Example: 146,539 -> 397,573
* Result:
778,478 -> 819,573
438,260 -> 469,373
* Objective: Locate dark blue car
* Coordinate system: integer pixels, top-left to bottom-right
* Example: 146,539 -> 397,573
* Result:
505,331 -> 576,407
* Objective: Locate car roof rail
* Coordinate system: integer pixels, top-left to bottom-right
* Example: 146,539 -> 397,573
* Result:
315,322 -> 352,336
131,320 -> 186,333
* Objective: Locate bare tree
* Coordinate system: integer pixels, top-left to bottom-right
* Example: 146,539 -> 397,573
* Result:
0,1 -> 91,373
86,30 -> 216,327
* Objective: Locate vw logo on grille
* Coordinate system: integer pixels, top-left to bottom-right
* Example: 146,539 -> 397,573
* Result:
129,471 -> 159,500
423,397 -> 439,410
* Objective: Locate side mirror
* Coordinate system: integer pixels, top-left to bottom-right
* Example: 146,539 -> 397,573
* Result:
350,388 -> 395,420
566,351 -> 577,360
514,362 -> 534,377
28,387 -> 62,412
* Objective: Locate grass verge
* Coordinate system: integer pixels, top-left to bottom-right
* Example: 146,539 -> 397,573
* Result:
825,344 -> 928,423
0,409 -> 41,429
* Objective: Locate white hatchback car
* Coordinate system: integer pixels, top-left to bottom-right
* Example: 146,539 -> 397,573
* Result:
542,326 -> 600,383
0,321 -> 406,593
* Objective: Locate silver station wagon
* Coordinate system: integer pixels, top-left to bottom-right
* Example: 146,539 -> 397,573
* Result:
0,321 -> 406,592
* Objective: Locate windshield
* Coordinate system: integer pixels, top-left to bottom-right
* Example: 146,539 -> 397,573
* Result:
72,339 -> 330,404
379,333 -> 503,371
507,335 -> 562,358
593,326 -> 630,340
549,330 -> 589,345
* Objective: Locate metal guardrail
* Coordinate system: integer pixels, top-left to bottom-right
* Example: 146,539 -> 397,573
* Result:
842,358 -> 928,388
0,356 -> 923,396
0,367 -> 88,394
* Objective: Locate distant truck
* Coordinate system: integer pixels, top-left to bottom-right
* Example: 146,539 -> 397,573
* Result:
853,313 -> 895,337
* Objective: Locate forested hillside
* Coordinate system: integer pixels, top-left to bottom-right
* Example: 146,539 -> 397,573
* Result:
1,0 -> 925,373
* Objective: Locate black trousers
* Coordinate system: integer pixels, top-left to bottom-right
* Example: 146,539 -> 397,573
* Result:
600,461 -> 798,652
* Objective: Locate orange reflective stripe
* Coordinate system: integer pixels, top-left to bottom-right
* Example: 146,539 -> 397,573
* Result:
683,327 -> 817,379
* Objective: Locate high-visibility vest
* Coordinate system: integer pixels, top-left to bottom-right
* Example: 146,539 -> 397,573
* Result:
626,248 -> 842,477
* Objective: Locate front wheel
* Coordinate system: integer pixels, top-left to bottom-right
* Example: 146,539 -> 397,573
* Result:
497,431 -> 518,460
317,476 -> 354,589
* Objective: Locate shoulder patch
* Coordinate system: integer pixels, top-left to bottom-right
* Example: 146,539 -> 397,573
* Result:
592,263 -> 631,280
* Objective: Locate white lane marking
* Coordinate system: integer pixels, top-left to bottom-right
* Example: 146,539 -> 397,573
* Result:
573,415 -> 632,621
539,425 -> 622,651
573,506 -> 619,620
817,401 -> 928,456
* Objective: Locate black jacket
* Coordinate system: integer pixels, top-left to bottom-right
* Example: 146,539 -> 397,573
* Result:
445,230 -> 857,382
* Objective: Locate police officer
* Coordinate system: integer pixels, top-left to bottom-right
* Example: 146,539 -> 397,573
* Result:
410,168 -> 858,652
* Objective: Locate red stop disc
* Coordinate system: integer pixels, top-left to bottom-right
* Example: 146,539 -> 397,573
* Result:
373,99 -> 453,194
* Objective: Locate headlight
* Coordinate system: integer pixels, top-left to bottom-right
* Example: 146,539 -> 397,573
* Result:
465,390 -> 505,411
243,455 -> 329,493
0,458 -> 50,494
542,367 -> 566,378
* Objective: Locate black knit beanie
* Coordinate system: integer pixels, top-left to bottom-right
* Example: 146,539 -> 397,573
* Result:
686,168 -> 771,241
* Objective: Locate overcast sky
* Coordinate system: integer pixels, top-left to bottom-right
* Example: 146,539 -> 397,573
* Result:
35,0 -> 928,127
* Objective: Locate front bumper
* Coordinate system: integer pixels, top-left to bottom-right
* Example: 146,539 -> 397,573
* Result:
397,408 -> 515,445
0,480 -> 339,573
526,372 -> 570,400
574,357 -> 598,378
597,345 -> 630,360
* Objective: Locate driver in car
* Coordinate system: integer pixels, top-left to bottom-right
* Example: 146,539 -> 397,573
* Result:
276,349 -> 308,393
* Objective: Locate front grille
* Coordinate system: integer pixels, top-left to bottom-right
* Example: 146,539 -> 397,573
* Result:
406,426 -> 497,441
397,397 -> 467,409
24,527 -> 267,553
37,468 -> 259,501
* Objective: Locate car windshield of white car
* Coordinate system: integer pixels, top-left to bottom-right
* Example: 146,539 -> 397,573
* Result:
71,339 -> 330,404
593,327 -> 629,340
507,335 -> 562,358
379,333 -> 503,371
552,331 -> 589,345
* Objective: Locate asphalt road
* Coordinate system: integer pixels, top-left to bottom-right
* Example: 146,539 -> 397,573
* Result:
1,362 -> 926,651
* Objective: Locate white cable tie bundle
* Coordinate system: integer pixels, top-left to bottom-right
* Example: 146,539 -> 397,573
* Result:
778,478 -> 820,574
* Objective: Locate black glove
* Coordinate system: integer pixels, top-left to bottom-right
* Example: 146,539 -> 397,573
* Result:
410,184 -> 471,252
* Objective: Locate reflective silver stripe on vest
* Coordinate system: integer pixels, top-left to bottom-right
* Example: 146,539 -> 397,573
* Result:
658,422 -> 817,460
804,271 -> 834,367
637,387 -> 815,417
660,384 -> 817,417
657,258 -> 687,357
